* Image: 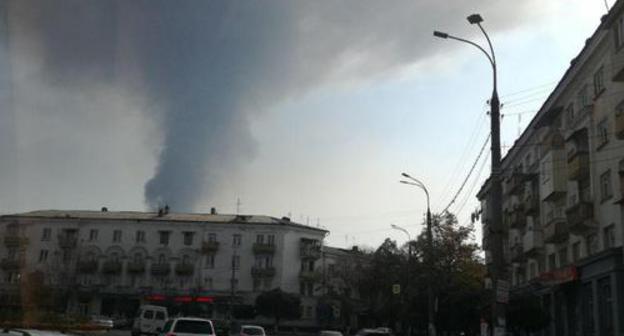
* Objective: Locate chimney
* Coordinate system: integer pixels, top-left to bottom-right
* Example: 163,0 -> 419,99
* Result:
101,207 -> 108,212
210,207 -> 217,215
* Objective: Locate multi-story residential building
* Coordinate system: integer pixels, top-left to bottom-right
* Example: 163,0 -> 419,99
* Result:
0,208 -> 327,328
478,1 -> 624,335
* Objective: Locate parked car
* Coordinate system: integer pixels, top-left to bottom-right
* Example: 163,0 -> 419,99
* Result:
159,317 -> 216,336
132,305 -> 169,336
232,325 -> 265,336
91,315 -> 115,330
319,330 -> 344,336
354,329 -> 390,336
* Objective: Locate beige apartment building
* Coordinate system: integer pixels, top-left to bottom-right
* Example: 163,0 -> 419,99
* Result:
478,1 -> 624,335
0,208 -> 332,328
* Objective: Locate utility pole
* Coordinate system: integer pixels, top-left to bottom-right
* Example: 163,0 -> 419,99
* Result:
391,224 -> 412,336
229,249 -> 237,322
434,13 -> 507,335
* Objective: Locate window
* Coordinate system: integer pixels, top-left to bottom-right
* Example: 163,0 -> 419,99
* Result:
256,234 -> 264,244
299,282 -> 306,295
159,231 -> 170,245
207,233 -> 217,242
267,234 -> 275,246
559,247 -> 568,266
204,277 -> 213,289
600,170 -> 613,201
572,242 -> 581,262
38,249 -> 48,263
143,310 -> 154,319
232,234 -> 241,247
265,256 -> 273,268
593,66 -> 605,97
308,260 -> 315,271
615,15 -> 624,51
254,279 -> 262,292
134,252 -> 142,263
205,254 -> 215,269
232,255 -> 240,270
155,311 -> 166,321
113,230 -> 122,243
264,278 -> 272,290
255,256 -> 263,268
598,277 -> 614,336
158,254 -> 166,264
566,103 -> 575,126
183,232 -> 194,246
182,255 -> 191,265
597,118 -> 609,149
63,249 -> 72,264
231,278 -> 239,290
136,230 -> 145,243
583,283 -> 595,336
41,228 -> 51,241
548,253 -> 557,270
587,234 -> 599,255
307,282 -> 314,296
577,85 -> 590,109
305,306 -> 313,319
89,229 -> 98,242
603,224 -> 616,249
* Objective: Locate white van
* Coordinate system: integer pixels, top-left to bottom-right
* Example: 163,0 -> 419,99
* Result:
132,305 -> 169,336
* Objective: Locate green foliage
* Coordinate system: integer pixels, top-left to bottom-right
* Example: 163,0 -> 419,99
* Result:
255,288 -> 301,330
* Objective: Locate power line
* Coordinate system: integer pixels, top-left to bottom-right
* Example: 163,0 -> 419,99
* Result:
442,133 -> 491,214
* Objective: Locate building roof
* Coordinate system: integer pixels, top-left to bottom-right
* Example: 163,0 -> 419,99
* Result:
0,209 -> 328,233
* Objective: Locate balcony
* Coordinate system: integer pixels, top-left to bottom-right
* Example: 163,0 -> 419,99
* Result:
4,235 -> 28,248
543,212 -> 569,243
0,258 -> 22,270
522,230 -> 544,257
511,243 -> 524,262
58,235 -> 78,249
201,241 -> 220,254
566,202 -> 595,234
76,260 -> 99,274
506,172 -> 526,195
101,260 -> 122,275
524,192 -> 539,215
567,151 -> 589,180
175,263 -> 194,276
617,111 -> 624,140
251,266 -> 276,278
253,243 -> 275,255
299,269 -> 322,282
509,210 -> 527,229
151,263 -> 171,276
540,150 -> 567,201
300,245 -> 321,259
127,261 -> 146,274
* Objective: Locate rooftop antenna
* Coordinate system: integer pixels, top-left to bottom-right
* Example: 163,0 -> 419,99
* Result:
236,197 -> 241,214
517,113 -> 522,138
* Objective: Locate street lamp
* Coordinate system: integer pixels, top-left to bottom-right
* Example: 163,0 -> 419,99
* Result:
400,173 -> 435,336
390,223 -> 412,336
434,14 -> 506,335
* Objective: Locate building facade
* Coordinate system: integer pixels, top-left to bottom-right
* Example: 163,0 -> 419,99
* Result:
0,208 -> 328,327
478,1 -> 624,335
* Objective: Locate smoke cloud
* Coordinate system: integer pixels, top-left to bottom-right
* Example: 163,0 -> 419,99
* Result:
2,0 -> 548,212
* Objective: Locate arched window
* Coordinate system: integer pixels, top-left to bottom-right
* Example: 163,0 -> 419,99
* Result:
158,254 -> 166,264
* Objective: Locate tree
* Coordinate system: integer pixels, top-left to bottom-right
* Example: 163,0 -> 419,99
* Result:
254,288 -> 301,331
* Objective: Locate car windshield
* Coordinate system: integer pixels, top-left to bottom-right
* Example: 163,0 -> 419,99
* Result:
242,328 -> 264,336
174,320 -> 214,334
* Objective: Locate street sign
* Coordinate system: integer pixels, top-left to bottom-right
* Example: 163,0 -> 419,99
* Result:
392,284 -> 400,295
496,279 -> 509,304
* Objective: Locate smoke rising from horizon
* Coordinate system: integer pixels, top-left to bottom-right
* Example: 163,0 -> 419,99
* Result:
2,0 -> 549,212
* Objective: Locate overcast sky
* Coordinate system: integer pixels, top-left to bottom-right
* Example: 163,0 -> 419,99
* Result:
0,0 -> 608,248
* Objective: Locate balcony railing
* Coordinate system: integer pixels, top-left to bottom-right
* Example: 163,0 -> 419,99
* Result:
567,151 -> 589,180
511,243 -> 524,262
0,258 -> 23,270
253,243 -> 275,255
509,210 -> 527,229
251,266 -> 276,278
300,245 -> 321,259
4,235 -> 28,248
507,173 -> 526,195
524,192 -> 539,215
58,235 -> 78,249
299,269 -> 322,282
175,263 -> 195,276
101,260 -> 122,275
151,263 -> 171,276
522,230 -> 544,257
201,241 -> 220,254
566,202 -> 595,234
543,214 -> 569,243
127,261 -> 146,274
76,260 -> 99,274
617,111 -> 624,140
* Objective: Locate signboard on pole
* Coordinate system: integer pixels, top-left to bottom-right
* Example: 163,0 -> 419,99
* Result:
496,279 -> 509,304
392,284 -> 400,295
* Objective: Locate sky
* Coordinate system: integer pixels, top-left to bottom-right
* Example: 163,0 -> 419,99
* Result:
0,0 -> 609,249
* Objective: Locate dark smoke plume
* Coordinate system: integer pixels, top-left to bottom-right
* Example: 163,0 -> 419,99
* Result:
2,0 -> 545,212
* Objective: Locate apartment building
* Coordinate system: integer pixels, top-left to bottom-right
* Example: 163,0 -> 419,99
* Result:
0,208 -> 327,327
478,1 -> 624,335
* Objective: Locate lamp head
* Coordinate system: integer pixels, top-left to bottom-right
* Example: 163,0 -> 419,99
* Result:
467,14 -> 483,24
433,31 -> 449,39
